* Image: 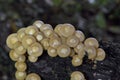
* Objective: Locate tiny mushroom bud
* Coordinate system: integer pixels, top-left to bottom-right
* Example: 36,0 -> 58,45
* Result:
9,50 -> 20,61
47,47 -> 57,57
27,42 -> 43,57
95,48 -> 106,61
26,73 -> 41,80
15,71 -> 26,80
67,35 -> 79,47
71,71 -> 85,80
22,35 -> 36,48
6,33 -> 19,49
25,26 -> 39,36
54,24 -> 63,36
84,38 -> 99,48
17,28 -> 26,41
85,46 -> 97,60
33,20 -> 44,29
57,45 -> 71,58
15,62 -> 27,72
60,24 -> 75,37
72,55 -> 83,67
75,30 -> 85,42
28,56 -> 38,63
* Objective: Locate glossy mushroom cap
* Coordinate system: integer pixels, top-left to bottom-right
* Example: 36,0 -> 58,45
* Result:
26,73 -> 41,80
71,71 -> 85,80
33,20 -> 44,29
15,71 -> 26,80
72,55 -> 83,67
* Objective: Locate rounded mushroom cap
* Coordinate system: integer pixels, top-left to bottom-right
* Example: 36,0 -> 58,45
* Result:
17,55 -> 26,62
22,35 -> 36,48
41,38 -> 50,50
25,26 -> 39,36
67,35 -> 79,47
95,48 -> 106,61
33,20 -> 44,29
26,73 -> 41,80
60,24 -> 75,37
84,38 -> 99,48
15,62 -> 27,72
49,37 -> 61,48
72,55 -> 83,67
85,46 -> 97,60
27,42 -> 43,57
28,56 -> 38,63
54,24 -> 63,36
74,43 -> 85,54
47,47 -> 57,57
75,30 -> 85,42
34,32 -> 44,42
6,33 -> 19,49
57,45 -> 71,58
43,29 -> 54,38
40,24 -> 53,31
9,50 -> 20,61
15,71 -> 26,80
71,71 -> 85,80
17,28 -> 26,41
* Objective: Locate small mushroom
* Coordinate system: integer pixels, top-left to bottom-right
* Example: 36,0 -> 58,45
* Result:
9,50 -> 20,61
67,35 -> 79,47
72,55 -> 83,67
47,47 -> 57,57
43,29 -> 54,38
22,35 -> 36,48
27,42 -> 43,57
84,38 -> 99,48
34,31 -> 44,42
26,73 -> 41,80
57,45 -> 71,58
49,37 -> 61,48
33,20 -> 44,29
75,30 -> 85,42
74,43 -> 85,54
71,71 -> 85,80
15,71 -> 26,80
6,33 -> 19,49
95,48 -> 106,61
25,26 -> 39,36
15,62 -> 27,72
17,28 -> 26,41
28,56 -> 38,63
17,55 -> 26,62
41,38 -> 50,50
40,24 -> 53,31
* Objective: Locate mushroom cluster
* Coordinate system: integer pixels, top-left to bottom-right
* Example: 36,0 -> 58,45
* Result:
6,20 -> 106,80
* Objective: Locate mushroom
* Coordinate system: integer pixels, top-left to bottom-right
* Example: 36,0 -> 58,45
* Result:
33,20 -> 44,29
72,55 -> 83,67
71,71 -> 85,80
40,24 -> 53,31
47,47 -> 57,57
75,30 -> 85,42
15,71 -> 26,80
17,28 -> 26,41
28,56 -> 38,63
26,73 -> 41,80
15,62 -> 27,72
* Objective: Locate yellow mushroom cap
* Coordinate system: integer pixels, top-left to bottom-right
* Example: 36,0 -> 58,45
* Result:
84,38 -> 99,48
17,55 -> 26,62
47,47 -> 57,57
43,29 -> 54,38
54,24 -> 63,36
26,73 -> 41,80
49,37 -> 61,48
33,20 -> 44,29
74,43 -> 85,54
95,48 -> 106,61
22,35 -> 36,48
27,42 -> 43,57
15,71 -> 26,80
67,35 -> 79,47
41,38 -> 50,50
15,62 -> 27,72
69,49 -> 76,57
85,46 -> 97,60
15,42 -> 26,55
34,32 -> 44,42
25,26 -> 39,36
40,24 -> 53,31
9,50 -> 20,61
71,71 -> 85,80
75,30 -> 85,42
17,28 -> 26,41
72,55 -> 83,67
60,24 -> 75,37
57,45 -> 71,58
28,56 -> 38,63
6,33 -> 19,49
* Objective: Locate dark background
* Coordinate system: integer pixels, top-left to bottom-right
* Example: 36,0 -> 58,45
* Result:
0,0 -> 120,80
